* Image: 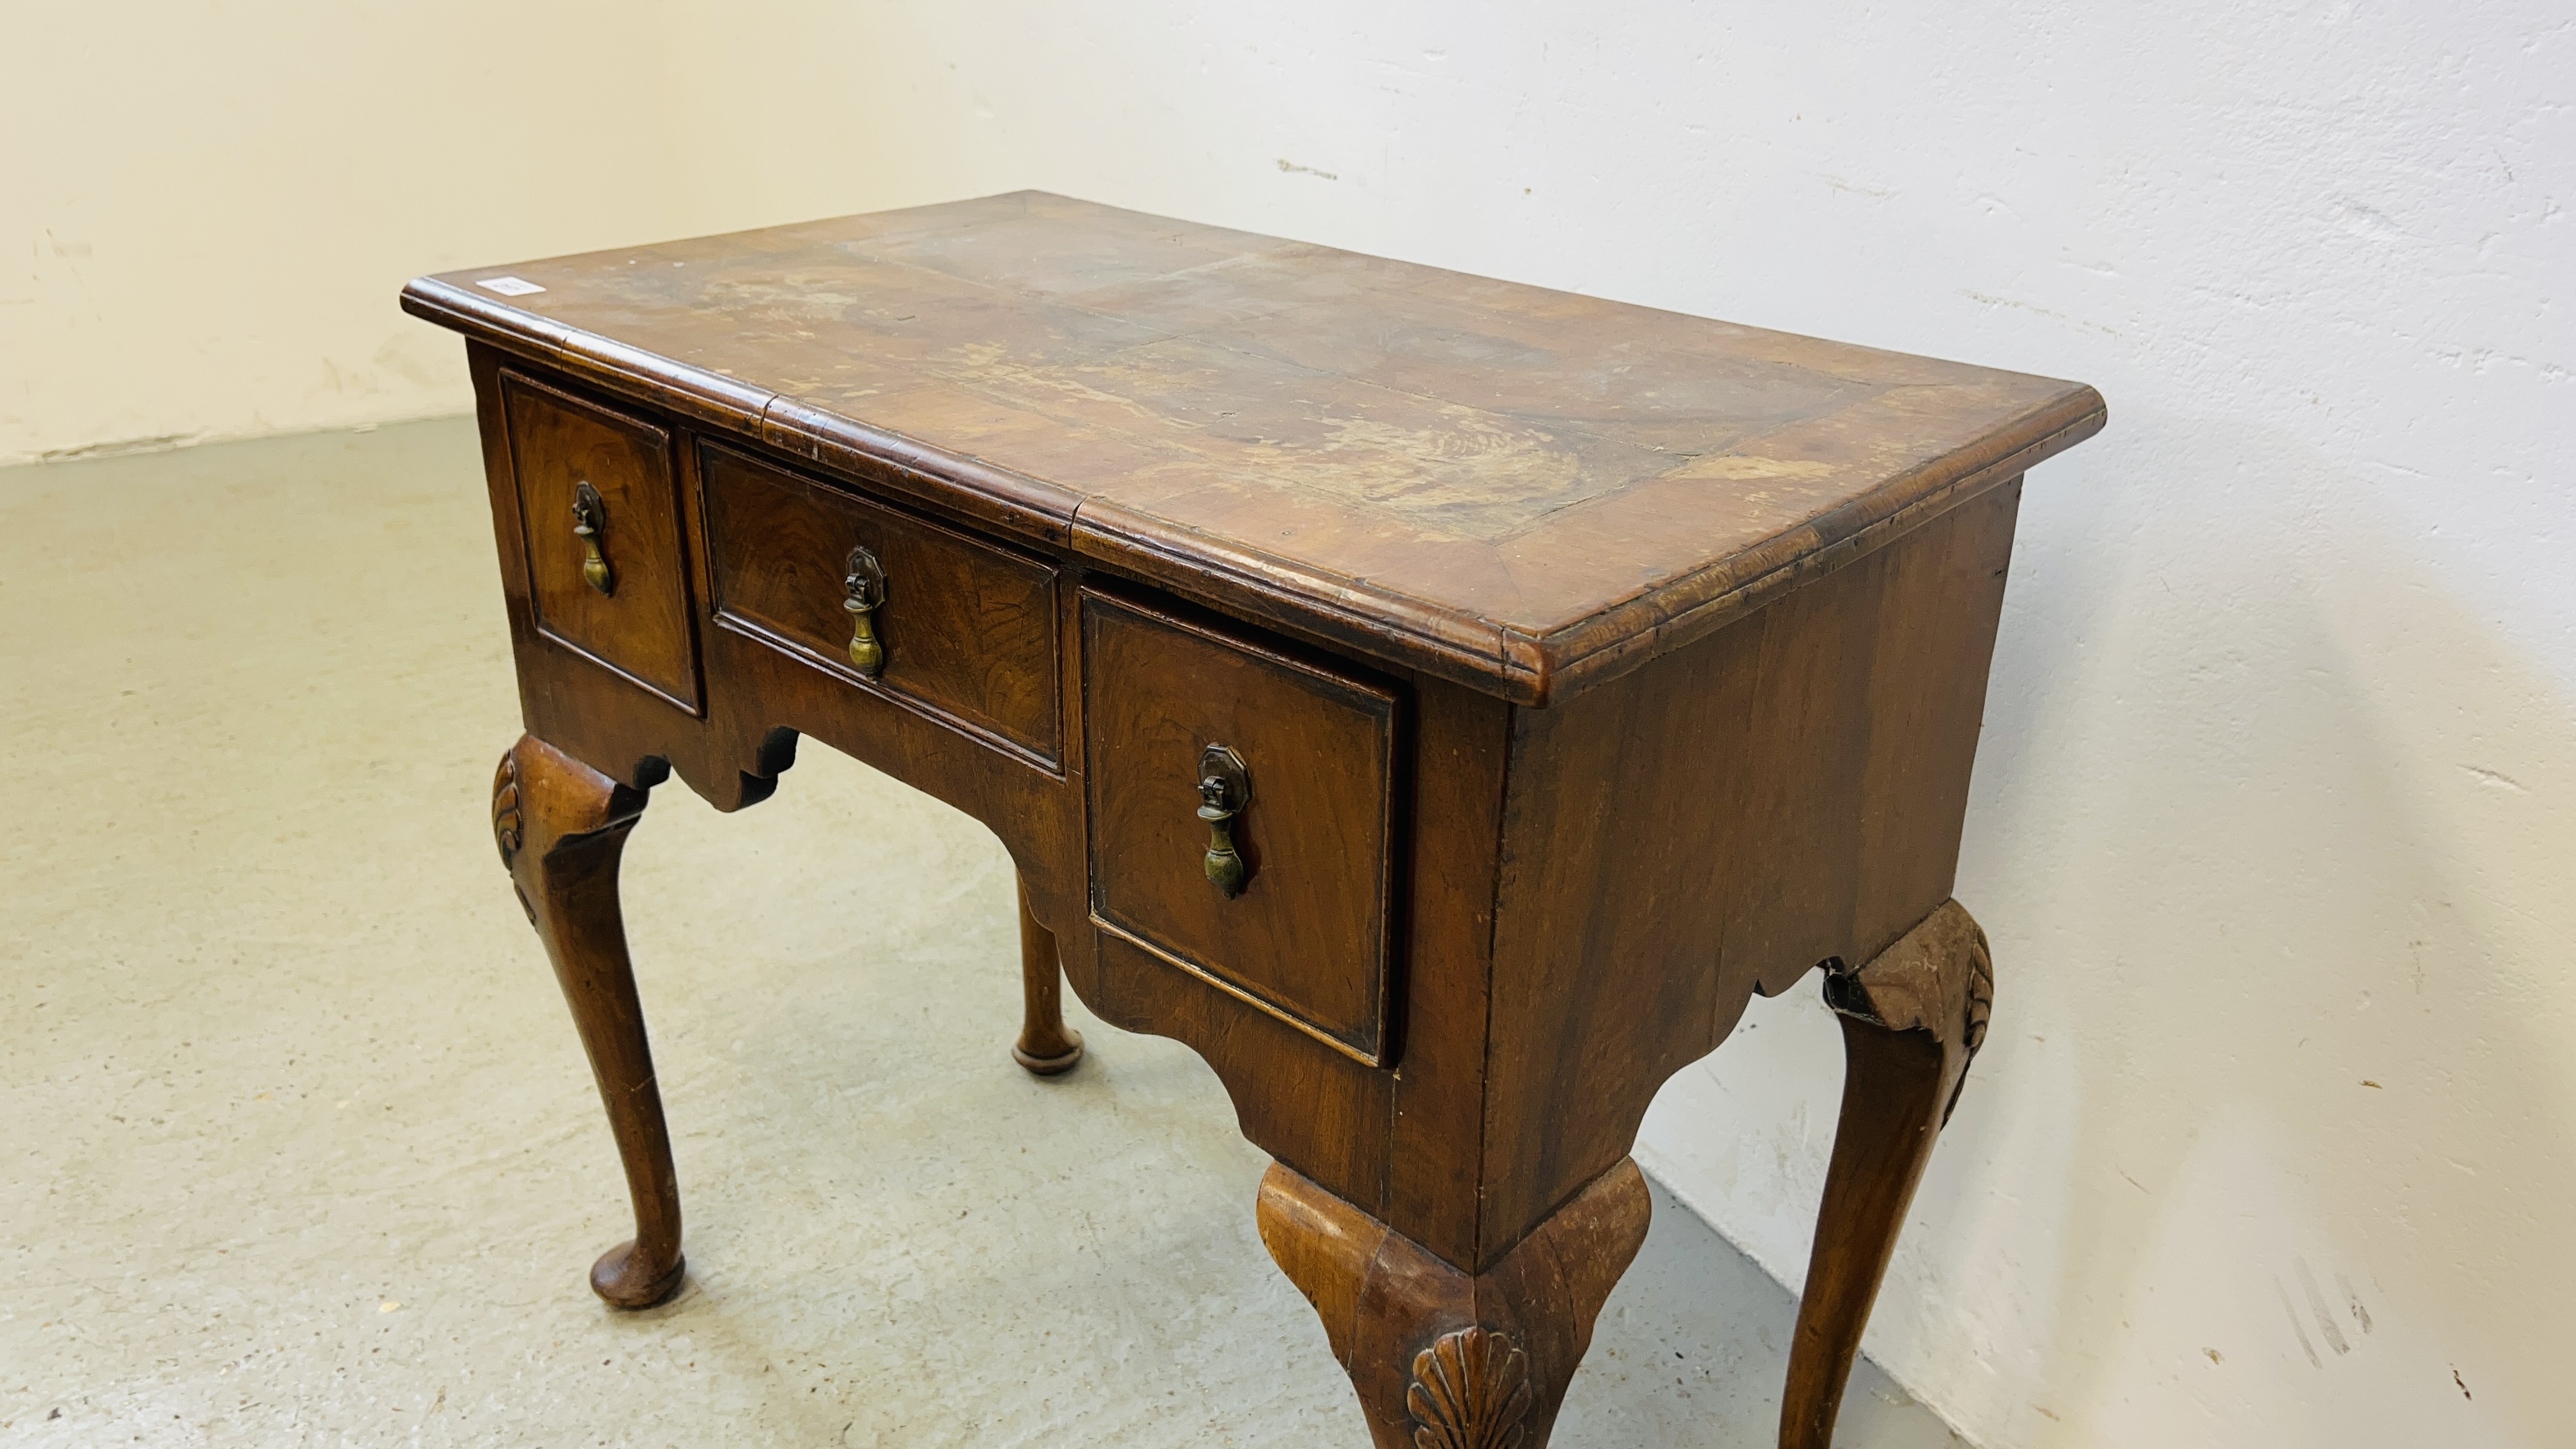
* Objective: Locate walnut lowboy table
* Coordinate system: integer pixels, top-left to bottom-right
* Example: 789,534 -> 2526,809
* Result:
405,192 -> 2102,1448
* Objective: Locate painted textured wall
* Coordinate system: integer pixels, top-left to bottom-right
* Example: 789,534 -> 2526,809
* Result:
12,3 -> 2568,1445
660,10 -> 2572,1441
0,3 -> 707,464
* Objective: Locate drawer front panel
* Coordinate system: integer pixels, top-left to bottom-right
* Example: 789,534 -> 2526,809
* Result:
702,443 -> 1062,763
503,372 -> 699,710
1083,592 -> 1399,1064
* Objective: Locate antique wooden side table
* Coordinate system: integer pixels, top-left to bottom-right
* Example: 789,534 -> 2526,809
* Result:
405,192 -> 2102,1448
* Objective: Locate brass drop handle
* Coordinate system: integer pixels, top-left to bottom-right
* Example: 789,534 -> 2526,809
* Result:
571,482 -> 613,595
1197,743 -> 1250,898
843,544 -> 887,677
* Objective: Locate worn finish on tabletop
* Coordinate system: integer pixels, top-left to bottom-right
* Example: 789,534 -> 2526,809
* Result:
404,190 -> 2101,705
411,191 -> 2102,1447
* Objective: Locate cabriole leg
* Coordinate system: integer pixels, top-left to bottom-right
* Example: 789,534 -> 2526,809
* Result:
1259,1158 -> 1652,1449
1781,900 -> 1995,1448
493,734 -> 685,1309
1011,875 -> 1084,1075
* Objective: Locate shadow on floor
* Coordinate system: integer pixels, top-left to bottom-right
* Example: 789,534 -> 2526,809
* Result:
0,420 -> 1964,1447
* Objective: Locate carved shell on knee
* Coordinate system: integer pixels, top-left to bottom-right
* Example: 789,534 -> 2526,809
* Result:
491,751 -> 524,870
1961,926 -> 1995,1061
1407,1325 -> 1534,1449
1945,924 -> 1996,1126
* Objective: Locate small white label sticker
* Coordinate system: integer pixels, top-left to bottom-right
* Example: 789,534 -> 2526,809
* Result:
474,275 -> 546,296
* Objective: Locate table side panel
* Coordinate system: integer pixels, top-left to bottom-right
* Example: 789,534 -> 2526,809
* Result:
1726,479 -> 2023,992
1478,482 -> 2022,1263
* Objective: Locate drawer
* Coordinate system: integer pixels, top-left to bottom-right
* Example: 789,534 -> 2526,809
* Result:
1082,592 -> 1399,1064
700,443 -> 1062,763
502,372 -> 700,710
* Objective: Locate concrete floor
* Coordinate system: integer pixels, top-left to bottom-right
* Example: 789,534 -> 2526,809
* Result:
0,419 -> 1968,1448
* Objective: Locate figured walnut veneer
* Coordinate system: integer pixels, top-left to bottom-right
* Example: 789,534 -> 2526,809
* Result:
408,190 -> 2099,705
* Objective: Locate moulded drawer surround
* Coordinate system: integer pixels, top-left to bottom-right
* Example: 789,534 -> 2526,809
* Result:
1081,590 -> 1400,1066
502,371 -> 700,712
700,442 -> 1064,767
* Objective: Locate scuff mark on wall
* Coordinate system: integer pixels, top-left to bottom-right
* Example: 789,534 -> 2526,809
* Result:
38,432 -> 201,464
2296,1261 -> 2352,1356
2459,765 -> 2529,793
2274,1277 -> 2324,1368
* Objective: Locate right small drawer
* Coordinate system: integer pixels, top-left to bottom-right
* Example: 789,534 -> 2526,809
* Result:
1082,590 -> 1400,1066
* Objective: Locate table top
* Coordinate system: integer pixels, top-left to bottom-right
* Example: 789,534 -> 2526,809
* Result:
405,191 -> 2102,703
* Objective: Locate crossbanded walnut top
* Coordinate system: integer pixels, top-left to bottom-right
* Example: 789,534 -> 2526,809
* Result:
404,190 -> 2101,703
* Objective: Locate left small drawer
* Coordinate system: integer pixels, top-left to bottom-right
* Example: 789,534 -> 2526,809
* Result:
502,372 -> 700,711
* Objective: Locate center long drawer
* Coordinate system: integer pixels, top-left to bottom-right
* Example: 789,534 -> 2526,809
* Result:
698,442 -> 1064,765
